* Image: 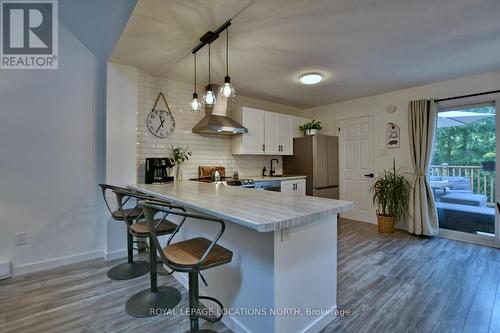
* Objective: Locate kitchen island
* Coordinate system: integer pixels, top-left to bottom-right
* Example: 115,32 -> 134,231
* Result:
129,182 -> 353,333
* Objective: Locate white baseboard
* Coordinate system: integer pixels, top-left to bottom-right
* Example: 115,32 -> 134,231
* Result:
105,248 -> 127,261
13,250 -> 104,277
0,260 -> 12,280
171,271 -> 252,333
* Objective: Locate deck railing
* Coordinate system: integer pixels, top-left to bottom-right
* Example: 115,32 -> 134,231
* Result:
430,165 -> 496,203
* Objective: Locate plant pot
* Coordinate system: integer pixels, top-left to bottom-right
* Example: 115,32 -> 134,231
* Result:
482,161 -> 495,172
305,129 -> 318,135
376,213 -> 395,234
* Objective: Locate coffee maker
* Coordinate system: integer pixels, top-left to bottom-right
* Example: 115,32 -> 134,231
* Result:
145,158 -> 175,184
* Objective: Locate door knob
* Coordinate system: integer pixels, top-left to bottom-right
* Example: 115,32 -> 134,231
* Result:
364,173 -> 374,178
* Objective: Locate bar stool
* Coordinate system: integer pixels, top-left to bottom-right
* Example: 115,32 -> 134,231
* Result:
99,184 -> 149,280
140,200 -> 233,333
113,188 -> 182,317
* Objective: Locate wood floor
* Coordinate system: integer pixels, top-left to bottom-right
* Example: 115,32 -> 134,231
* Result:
1,219 -> 500,333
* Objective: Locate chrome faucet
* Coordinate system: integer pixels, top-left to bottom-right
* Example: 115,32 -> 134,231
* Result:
270,159 -> 279,176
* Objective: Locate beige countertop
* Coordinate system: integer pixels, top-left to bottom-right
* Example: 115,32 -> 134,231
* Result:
129,181 -> 353,232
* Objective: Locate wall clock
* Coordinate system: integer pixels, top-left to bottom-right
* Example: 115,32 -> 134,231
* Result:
147,92 -> 175,138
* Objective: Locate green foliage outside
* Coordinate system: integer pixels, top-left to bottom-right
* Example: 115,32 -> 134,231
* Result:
432,106 -> 496,166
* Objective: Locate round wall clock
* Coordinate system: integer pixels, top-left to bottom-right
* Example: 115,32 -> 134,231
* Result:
147,92 -> 175,138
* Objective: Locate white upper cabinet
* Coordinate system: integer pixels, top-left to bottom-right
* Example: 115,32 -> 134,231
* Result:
232,107 -> 265,154
232,107 -> 306,155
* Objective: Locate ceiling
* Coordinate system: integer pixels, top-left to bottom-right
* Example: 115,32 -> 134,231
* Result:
111,0 -> 500,108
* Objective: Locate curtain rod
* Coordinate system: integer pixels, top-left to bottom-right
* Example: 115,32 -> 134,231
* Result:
435,89 -> 500,102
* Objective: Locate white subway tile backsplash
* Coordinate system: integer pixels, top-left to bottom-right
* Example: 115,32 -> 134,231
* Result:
136,72 -> 301,182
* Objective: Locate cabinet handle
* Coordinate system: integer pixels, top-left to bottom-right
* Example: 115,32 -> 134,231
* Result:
262,144 -> 265,151
293,184 -> 297,190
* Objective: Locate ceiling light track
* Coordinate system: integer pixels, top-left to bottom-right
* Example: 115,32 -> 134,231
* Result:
192,21 -> 232,54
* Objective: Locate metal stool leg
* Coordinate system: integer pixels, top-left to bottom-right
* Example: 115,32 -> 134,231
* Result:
126,239 -> 181,317
188,271 -> 219,333
107,232 -> 149,280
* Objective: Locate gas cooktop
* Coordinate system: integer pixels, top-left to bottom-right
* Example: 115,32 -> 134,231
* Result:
189,177 -> 255,188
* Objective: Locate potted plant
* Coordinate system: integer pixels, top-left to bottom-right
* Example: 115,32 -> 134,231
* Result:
170,145 -> 192,180
482,152 -> 495,172
370,161 -> 411,234
299,119 -> 322,135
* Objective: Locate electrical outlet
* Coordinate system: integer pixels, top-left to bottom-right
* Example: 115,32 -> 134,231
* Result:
15,232 -> 26,246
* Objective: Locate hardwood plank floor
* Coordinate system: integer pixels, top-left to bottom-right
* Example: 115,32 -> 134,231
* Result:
322,219 -> 500,333
2,219 -> 500,332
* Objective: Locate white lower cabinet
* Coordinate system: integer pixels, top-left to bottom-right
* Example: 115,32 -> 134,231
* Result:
281,179 -> 306,196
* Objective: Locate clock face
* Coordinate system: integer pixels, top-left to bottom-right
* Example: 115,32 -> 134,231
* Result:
147,109 -> 175,138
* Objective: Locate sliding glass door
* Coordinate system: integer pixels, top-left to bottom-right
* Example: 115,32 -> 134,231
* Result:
431,97 -> 498,244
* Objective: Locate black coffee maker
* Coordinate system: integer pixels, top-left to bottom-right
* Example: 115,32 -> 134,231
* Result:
145,158 -> 175,184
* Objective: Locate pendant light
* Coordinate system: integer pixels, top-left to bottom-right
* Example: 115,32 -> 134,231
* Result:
190,53 -> 201,112
219,28 -> 236,99
203,44 -> 216,106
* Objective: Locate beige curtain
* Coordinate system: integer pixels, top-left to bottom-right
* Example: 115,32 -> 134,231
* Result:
408,99 -> 438,236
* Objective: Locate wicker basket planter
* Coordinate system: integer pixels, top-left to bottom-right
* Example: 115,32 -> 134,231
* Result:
376,212 -> 396,234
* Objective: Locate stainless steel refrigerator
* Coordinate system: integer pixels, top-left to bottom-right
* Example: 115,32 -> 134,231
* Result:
283,134 -> 339,199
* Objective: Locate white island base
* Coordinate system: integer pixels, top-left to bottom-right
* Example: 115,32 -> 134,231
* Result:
170,213 -> 337,333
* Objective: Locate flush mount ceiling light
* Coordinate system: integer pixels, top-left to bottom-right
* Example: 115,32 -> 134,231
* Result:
299,72 -> 323,85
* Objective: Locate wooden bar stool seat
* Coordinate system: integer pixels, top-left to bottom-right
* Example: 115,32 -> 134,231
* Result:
130,219 -> 176,236
112,207 -> 142,220
140,200 -> 233,332
164,237 -> 232,270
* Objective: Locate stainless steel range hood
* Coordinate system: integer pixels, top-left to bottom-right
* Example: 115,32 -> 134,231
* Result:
192,88 -> 247,135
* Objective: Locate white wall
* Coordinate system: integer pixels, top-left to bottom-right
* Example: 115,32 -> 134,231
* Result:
306,69 -> 500,227
105,63 -> 138,259
136,72 -> 303,181
0,1 -> 136,275
0,25 -> 103,275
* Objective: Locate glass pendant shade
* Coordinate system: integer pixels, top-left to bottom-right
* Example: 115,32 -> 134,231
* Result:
219,76 -> 236,99
203,85 -> 216,106
190,92 -> 201,112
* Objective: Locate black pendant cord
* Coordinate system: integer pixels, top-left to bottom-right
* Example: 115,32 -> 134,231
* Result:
193,53 -> 197,93
208,44 -> 211,86
226,28 -> 229,77
436,89 -> 500,102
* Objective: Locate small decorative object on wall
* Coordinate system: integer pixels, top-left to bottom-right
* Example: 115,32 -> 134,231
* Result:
170,145 -> 192,181
147,92 -> 175,138
386,122 -> 400,148
299,119 -> 322,135
386,105 -> 397,113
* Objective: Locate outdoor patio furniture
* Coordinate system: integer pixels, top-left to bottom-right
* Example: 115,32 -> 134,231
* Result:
440,192 -> 487,207
436,202 -> 495,234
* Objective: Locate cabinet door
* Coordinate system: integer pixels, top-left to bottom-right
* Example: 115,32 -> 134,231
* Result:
240,107 -> 265,154
277,114 -> 293,155
281,179 -> 306,196
264,112 -> 280,154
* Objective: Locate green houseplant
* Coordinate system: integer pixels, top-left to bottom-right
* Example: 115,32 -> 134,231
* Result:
370,160 -> 411,234
299,119 -> 322,135
170,145 -> 192,180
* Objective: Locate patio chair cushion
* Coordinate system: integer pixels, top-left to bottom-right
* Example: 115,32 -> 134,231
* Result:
440,192 -> 487,207
429,176 -> 470,191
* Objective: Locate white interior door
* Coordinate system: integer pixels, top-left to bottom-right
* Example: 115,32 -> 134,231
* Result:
338,115 -> 377,223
